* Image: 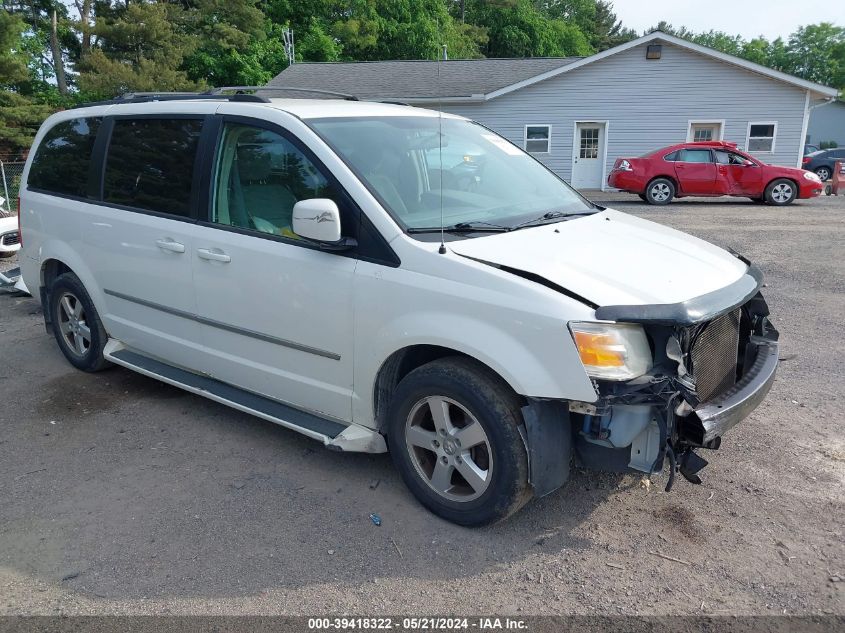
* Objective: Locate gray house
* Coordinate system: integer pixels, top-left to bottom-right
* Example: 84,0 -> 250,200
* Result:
268,32 -> 838,190
808,100 -> 845,148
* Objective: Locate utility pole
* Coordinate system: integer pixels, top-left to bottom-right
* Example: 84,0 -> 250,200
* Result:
283,28 -> 295,66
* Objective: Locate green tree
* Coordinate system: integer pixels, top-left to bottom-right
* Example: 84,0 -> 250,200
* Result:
766,37 -> 792,72
181,0 -> 269,86
536,0 -> 635,51
77,2 -> 202,99
465,0 -> 592,57
740,37 -> 770,66
691,30 -> 744,57
588,1 -> 637,50
785,23 -> 845,87
296,18 -> 342,62
3,0 -> 77,96
0,10 -> 52,156
327,0 -> 484,61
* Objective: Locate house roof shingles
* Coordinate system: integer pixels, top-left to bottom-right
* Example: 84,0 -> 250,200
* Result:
266,57 -> 582,100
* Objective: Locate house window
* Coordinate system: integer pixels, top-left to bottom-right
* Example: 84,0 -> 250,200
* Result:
688,121 -> 724,143
746,122 -> 777,153
524,125 -> 551,153
579,127 -> 600,158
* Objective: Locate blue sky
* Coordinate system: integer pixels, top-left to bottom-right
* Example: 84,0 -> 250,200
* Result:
611,0 -> 841,40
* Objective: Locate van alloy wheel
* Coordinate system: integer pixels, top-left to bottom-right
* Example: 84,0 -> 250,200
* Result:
770,182 -> 793,204
49,272 -> 110,372
387,357 -> 531,526
405,395 -> 493,502
57,291 -> 92,356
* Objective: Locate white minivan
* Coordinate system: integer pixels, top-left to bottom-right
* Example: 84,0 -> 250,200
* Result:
18,92 -> 779,525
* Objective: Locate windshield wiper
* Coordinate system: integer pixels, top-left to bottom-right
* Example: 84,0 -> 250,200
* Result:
512,209 -> 596,230
407,221 -> 511,234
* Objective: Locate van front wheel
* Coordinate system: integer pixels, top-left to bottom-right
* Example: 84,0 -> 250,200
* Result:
387,357 -> 531,526
48,273 -> 110,372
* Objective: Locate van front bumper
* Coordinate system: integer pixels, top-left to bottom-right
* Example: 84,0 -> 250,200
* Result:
689,338 -> 779,444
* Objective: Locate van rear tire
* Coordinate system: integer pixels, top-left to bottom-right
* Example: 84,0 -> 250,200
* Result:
48,273 -> 111,372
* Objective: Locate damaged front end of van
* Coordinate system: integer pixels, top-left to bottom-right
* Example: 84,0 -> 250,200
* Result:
570,262 -> 778,489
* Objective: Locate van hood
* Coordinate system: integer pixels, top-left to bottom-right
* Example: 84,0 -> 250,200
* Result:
449,208 -> 749,308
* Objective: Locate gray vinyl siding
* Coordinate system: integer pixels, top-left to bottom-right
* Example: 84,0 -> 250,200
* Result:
442,42 -> 808,186
807,101 -> 845,147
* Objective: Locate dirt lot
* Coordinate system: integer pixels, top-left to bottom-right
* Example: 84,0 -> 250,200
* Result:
0,194 -> 843,617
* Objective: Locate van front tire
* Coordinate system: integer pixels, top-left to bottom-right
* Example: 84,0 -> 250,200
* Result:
387,357 -> 531,526
48,273 -> 111,372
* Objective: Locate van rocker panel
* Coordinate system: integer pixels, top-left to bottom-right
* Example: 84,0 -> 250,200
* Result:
103,340 -> 386,453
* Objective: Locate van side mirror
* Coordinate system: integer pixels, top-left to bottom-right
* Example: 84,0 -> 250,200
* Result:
743,159 -> 756,167
292,199 -> 355,250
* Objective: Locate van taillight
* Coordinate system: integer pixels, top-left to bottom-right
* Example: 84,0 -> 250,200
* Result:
16,197 -> 21,247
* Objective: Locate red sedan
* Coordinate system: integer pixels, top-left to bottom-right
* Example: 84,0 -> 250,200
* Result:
608,141 -> 823,206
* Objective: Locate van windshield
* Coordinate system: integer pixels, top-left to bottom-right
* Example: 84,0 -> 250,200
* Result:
308,116 -> 594,232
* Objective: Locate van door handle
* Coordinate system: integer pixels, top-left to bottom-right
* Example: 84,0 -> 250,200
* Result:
155,238 -> 185,253
197,248 -> 231,263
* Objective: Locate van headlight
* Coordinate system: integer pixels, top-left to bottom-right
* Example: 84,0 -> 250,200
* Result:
803,171 -> 821,182
568,322 -> 652,381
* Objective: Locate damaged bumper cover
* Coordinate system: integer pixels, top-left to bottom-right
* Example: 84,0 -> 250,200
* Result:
689,338 -> 778,444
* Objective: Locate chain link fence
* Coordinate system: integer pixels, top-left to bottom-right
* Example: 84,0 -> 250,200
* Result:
0,161 -> 25,215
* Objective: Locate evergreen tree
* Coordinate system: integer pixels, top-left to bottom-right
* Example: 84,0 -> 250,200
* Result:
464,0 -> 592,58
0,10 -> 52,157
77,2 -> 202,99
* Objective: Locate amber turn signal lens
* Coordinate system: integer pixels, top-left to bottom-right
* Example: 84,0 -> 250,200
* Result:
572,330 -> 626,367
568,322 -> 652,381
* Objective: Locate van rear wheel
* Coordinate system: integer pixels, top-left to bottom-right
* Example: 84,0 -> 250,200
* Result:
49,273 -> 110,372
387,357 -> 531,526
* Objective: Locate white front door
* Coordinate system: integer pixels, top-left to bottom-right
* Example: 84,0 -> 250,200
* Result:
190,118 -> 356,423
571,122 -> 606,189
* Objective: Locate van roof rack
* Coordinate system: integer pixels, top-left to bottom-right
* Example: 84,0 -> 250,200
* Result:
211,86 -> 359,101
70,86 -> 358,109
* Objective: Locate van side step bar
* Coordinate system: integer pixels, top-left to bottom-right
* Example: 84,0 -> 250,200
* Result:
103,340 -> 387,453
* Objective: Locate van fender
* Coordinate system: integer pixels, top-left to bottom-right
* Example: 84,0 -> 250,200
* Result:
37,238 -> 108,324
355,310 -> 597,425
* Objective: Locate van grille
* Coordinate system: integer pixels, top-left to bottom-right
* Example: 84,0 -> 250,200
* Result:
689,309 -> 741,402
1,231 -> 19,246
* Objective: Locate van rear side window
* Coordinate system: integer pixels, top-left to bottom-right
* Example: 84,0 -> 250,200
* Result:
103,118 -> 203,217
28,118 -> 101,197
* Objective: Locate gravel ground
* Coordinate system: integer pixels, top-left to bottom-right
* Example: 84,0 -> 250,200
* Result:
0,194 -> 843,617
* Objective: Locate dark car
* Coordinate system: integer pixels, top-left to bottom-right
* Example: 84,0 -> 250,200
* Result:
802,148 -> 845,181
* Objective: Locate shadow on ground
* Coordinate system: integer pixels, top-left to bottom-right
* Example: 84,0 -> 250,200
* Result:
1,292 -> 623,601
